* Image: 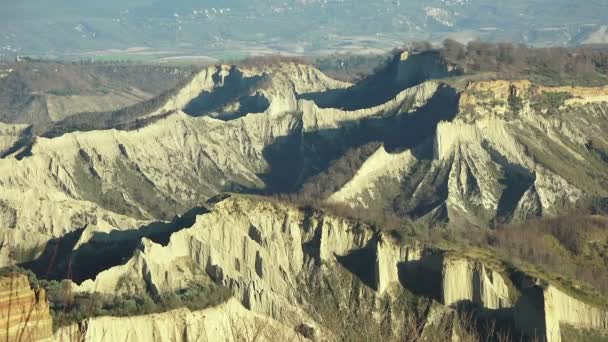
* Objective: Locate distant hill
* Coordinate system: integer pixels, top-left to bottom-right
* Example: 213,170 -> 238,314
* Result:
0,61 -> 195,127
2,1 -> 608,59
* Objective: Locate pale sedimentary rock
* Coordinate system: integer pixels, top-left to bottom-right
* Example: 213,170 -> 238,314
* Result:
0,274 -> 52,342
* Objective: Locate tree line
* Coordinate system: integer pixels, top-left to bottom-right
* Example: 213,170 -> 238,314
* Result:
411,40 -> 608,86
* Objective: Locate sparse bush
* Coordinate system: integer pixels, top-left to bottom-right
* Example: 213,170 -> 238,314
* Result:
45,281 -> 232,330
432,40 -> 608,86
452,210 -> 608,295
0,266 -> 39,288
530,91 -> 574,115
295,142 -> 383,201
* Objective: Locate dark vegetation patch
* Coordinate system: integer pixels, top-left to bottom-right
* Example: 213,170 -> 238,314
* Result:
42,279 -> 231,330
300,50 -> 459,110
296,142 -> 383,200
40,72 -> 194,137
446,202 -> 608,297
314,53 -> 391,82
22,207 -> 206,283
436,39 -> 608,86
530,91 -> 574,115
561,324 -> 608,342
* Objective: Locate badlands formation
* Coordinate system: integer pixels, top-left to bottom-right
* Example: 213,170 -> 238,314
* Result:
0,273 -> 52,342
0,51 -> 607,341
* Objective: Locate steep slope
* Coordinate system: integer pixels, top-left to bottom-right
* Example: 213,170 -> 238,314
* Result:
67,195 -> 608,341
0,61 -> 455,266
1,54 -> 606,265
64,195 -> 445,340
327,80 -> 608,225
4,55 -> 606,265
0,273 -> 52,342
300,50 -> 460,110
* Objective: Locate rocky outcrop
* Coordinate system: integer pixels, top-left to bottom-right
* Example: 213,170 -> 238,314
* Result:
328,146 -> 418,209
328,79 -> 608,224
2,55 -> 608,341
53,298 -> 305,342
0,109 -> 302,265
514,284 -> 608,342
441,257 -> 512,310
301,81 -> 441,132
374,236 -> 402,294
302,50 -> 459,111
65,196 -> 608,341
0,274 -> 52,342
152,63 -> 349,119
75,196 -> 373,326
0,123 -> 30,157
0,62 -> 358,267
8,63 -> 608,261
0,62 -> 454,268
543,286 -> 608,342
1,61 -> 606,267
370,235 -> 513,310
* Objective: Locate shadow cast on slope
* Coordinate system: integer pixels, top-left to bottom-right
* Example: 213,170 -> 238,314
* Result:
398,252 -> 443,301
483,143 -> 537,223
392,146 -> 453,220
183,66 -> 269,120
452,300 -> 525,341
335,238 -> 378,290
300,51 -> 459,110
0,125 -> 34,159
22,206 -> 207,283
261,84 -> 460,193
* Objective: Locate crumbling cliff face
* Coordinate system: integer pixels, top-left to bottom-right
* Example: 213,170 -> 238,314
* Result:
513,285 -> 608,342
153,63 -> 350,119
67,195 -> 608,341
1,59 -> 605,265
0,274 -> 52,342
441,257 -> 512,310
0,60 -> 455,267
75,196 -> 373,327
0,62 -> 357,266
327,79 -> 608,225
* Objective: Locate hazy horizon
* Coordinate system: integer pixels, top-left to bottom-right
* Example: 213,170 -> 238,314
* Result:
1,1 -> 608,61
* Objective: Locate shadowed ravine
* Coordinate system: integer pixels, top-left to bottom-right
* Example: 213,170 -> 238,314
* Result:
23,207 -> 207,283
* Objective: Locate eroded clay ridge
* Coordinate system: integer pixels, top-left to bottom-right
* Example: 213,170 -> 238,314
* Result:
71,195 -> 608,342
328,79 -> 608,225
0,274 -> 52,342
0,60 -> 447,267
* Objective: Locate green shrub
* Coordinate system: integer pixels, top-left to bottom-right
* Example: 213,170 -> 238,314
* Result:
531,91 -> 574,115
0,265 -> 40,288
45,281 -> 232,330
